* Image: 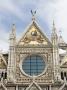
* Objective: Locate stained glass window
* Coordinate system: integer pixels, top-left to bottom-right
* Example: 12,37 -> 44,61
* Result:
22,55 -> 45,76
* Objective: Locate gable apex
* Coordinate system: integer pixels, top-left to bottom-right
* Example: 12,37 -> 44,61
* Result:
17,20 -> 52,47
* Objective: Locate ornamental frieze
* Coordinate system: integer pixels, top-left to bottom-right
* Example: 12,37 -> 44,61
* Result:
15,47 -> 52,54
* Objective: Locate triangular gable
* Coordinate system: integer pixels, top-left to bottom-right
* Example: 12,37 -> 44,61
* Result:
17,21 -> 52,47
60,54 -> 67,67
61,62 -> 67,68
0,53 -> 7,69
26,81 -> 42,90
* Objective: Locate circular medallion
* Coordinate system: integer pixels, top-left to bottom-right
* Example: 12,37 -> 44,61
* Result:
31,30 -> 37,36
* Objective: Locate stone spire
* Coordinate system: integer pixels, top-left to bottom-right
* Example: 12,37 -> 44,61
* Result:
9,24 -> 16,46
59,30 -> 65,44
10,24 -> 16,38
52,20 -> 57,35
12,24 -> 16,36
7,24 -> 16,82
51,20 -> 60,81
51,20 -> 58,43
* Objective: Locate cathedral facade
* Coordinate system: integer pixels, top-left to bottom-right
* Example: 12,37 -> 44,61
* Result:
0,16 -> 67,90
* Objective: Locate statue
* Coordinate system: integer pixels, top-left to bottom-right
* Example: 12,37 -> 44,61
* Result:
31,10 -> 36,20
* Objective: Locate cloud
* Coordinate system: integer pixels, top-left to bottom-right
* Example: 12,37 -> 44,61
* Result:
0,0 -> 67,51
0,40 -> 9,52
0,27 -> 9,51
0,0 -> 24,20
55,0 -> 67,42
33,0 -> 67,42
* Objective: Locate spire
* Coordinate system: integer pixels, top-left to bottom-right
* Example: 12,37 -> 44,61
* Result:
51,20 -> 60,81
51,20 -> 57,40
8,24 -> 16,81
9,24 -> 16,46
10,24 -> 16,39
12,24 -> 16,36
52,20 -> 56,34
59,30 -> 65,44
31,10 -> 36,21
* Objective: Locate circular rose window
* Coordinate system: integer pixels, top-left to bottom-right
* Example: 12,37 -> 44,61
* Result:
22,55 -> 45,76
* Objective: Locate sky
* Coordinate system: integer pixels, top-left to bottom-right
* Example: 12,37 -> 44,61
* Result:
0,0 -> 67,52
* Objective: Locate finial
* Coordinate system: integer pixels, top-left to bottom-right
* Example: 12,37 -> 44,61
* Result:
59,30 -> 65,44
31,10 -> 36,21
12,24 -> 16,34
59,30 -> 62,37
53,20 -> 55,27
12,24 -> 15,30
52,20 -> 56,33
10,23 -> 16,39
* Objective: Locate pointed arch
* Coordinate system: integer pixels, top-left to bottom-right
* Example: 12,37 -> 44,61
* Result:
26,82 -> 42,90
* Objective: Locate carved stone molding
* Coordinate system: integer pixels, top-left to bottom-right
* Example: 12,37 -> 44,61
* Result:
15,47 -> 53,84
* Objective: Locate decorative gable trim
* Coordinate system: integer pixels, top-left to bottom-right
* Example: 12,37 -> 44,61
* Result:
0,53 -> 7,66
17,20 -> 52,47
26,81 -> 42,90
60,54 -> 67,67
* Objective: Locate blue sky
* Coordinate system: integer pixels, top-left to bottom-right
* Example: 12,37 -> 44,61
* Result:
0,0 -> 67,51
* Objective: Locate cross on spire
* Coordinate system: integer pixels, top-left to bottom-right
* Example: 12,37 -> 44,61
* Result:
31,10 -> 36,21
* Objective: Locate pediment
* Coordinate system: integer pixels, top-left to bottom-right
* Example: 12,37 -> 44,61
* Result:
61,62 -> 67,68
26,82 -> 42,90
0,59 -> 6,69
0,54 -> 7,69
63,62 -> 67,66
60,54 -> 67,68
18,21 -> 52,47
